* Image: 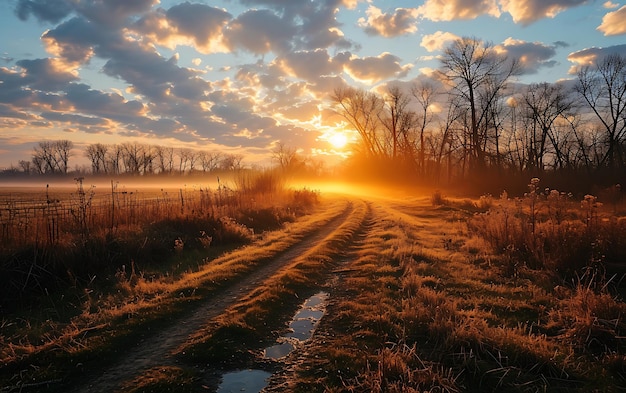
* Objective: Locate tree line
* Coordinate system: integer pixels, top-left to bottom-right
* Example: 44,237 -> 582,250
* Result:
333,37 -> 626,186
12,141 -> 245,176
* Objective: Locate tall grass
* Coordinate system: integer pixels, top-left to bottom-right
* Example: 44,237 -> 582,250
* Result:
467,179 -> 626,275
290,193 -> 626,392
0,172 -> 318,311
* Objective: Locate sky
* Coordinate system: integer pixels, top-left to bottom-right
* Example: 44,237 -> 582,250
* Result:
1,0 -> 626,171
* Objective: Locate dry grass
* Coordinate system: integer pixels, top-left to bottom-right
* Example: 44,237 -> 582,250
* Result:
288,190 -> 626,392
0,178 -> 330,389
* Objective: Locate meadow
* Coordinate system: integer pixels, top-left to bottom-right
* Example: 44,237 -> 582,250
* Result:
1,174 -> 625,392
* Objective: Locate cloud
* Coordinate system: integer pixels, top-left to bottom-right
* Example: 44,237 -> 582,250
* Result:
223,9 -> 295,55
42,17 -> 104,65
499,0 -> 588,25
567,44 -> 626,71
418,0 -> 500,21
358,6 -> 419,37
597,6 -> 626,36
344,53 -> 412,83
496,38 -> 558,74
73,0 -> 158,27
274,49 -> 345,82
63,83 -> 146,124
603,1 -> 620,9
421,31 -> 460,52
14,0 -> 73,23
134,4 -> 232,53
234,0 -> 356,52
15,58 -> 78,91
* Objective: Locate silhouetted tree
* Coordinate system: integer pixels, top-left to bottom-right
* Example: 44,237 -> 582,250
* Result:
576,54 -> 626,171
440,37 -> 520,172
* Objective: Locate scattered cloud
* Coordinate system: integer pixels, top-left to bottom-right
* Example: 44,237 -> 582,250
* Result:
499,0 -> 588,25
567,44 -> 626,72
344,52 -> 412,83
496,38 -> 558,74
418,0 -> 500,21
421,31 -> 460,52
603,1 -> 620,9
15,0 -> 73,23
597,6 -> 626,36
358,6 -> 419,37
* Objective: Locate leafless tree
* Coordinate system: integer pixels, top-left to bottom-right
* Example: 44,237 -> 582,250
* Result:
85,143 -> 109,174
440,37 -> 520,172
154,145 -> 175,174
411,81 -> 439,174
380,85 -> 417,162
576,54 -> 626,171
31,140 -> 73,174
18,160 -> 31,174
332,86 -> 385,158
199,151 -> 222,172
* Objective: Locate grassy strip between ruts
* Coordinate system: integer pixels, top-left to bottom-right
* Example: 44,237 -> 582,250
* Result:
0,196 -> 350,391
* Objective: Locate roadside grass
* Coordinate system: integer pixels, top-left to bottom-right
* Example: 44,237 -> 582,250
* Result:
0,184 -> 335,391
289,191 -> 626,392
118,366 -> 197,393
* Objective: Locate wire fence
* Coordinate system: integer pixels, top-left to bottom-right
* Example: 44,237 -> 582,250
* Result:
0,181 -> 245,249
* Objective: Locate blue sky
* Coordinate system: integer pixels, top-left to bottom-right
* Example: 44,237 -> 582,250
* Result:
1,0 -> 626,170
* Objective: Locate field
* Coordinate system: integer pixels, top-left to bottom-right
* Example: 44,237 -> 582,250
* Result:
1,176 -> 626,392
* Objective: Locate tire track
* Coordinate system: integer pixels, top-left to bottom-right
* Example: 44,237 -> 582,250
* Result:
263,200 -> 376,392
70,200 -> 357,393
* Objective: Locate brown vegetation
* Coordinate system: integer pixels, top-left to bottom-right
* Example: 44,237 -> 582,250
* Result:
1,175 -> 625,392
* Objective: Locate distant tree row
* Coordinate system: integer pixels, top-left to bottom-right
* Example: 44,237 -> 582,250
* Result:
333,37 -> 626,186
13,141 -> 245,176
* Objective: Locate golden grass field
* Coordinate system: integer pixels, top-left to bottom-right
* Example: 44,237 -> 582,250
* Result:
1,177 -> 626,392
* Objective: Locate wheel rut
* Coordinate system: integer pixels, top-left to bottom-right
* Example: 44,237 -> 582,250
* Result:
262,200 -> 376,392
70,200 -> 358,393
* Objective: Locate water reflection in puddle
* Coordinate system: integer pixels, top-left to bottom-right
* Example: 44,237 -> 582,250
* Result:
216,369 -> 272,393
216,291 -> 328,392
264,291 -> 328,360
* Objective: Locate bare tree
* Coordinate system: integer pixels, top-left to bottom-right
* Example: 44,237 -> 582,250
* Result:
520,82 -> 574,172
120,142 -> 145,174
439,37 -> 520,172
199,151 -> 222,172
332,86 -> 386,158
18,160 -> 31,174
85,143 -> 109,174
576,54 -> 626,171
154,145 -> 174,174
411,81 -> 438,174
178,148 -> 191,174
220,153 -> 244,171
272,142 -> 305,175
380,85 -> 417,162
31,140 -> 73,174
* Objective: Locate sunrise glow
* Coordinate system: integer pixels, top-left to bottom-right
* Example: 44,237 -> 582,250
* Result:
328,132 -> 348,149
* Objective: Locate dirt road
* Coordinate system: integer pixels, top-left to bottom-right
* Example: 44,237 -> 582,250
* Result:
70,199 -> 364,393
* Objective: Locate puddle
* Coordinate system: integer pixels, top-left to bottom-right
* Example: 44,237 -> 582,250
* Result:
263,341 -> 294,359
216,369 -> 272,393
264,291 -> 328,359
216,292 -> 328,392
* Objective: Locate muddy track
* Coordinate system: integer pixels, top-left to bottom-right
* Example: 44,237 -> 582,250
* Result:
262,200 -> 376,392
70,200 -> 360,393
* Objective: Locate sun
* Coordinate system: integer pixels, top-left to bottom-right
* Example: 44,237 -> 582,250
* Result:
328,131 -> 348,149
